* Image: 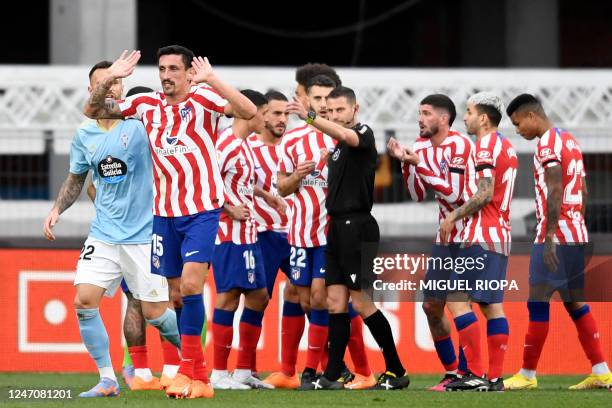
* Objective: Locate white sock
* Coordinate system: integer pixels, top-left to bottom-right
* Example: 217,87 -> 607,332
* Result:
233,369 -> 251,381
211,369 -> 229,379
99,366 -> 117,382
519,368 -> 536,380
445,370 -> 457,376
135,368 -> 153,381
162,364 -> 179,378
592,362 -> 610,375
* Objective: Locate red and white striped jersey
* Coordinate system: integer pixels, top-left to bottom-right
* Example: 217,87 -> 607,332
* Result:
402,130 -> 476,243
463,132 -> 518,254
279,125 -> 336,247
533,128 -> 588,243
215,128 -> 257,245
118,85 -> 227,217
247,133 -> 290,233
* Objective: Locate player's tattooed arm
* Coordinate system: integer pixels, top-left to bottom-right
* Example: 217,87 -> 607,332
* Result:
55,172 -> 88,214
84,78 -> 124,119
438,177 -> 493,244
543,165 -> 563,271
44,172 -> 87,241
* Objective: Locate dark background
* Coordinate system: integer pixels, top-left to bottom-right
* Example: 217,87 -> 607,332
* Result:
3,0 -> 611,66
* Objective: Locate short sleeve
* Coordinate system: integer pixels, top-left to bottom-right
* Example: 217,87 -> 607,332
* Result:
118,92 -> 157,120
68,133 -> 90,174
475,134 -> 496,178
536,130 -> 562,168
278,136 -> 297,173
192,86 -> 228,115
353,124 -> 375,150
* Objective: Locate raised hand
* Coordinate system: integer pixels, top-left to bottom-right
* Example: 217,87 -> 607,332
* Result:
192,56 -> 216,84
387,137 -> 406,161
107,50 -> 140,79
286,97 -> 308,120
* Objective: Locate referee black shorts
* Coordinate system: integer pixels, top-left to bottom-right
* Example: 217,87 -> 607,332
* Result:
325,213 -> 380,291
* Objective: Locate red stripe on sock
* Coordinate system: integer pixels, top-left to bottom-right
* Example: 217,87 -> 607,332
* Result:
212,323 -> 233,371
348,316 -> 372,376
487,333 -> 508,380
458,321 -> 484,377
128,345 -> 149,369
574,311 -> 606,366
237,321 -> 262,370
522,321 -> 549,370
281,315 -> 305,376
161,340 -> 181,366
305,323 -> 328,371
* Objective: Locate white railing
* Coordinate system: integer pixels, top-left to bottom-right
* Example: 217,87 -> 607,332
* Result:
1,66 -> 612,152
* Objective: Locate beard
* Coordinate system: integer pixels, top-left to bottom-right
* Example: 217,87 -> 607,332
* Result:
265,122 -> 285,137
420,124 -> 438,138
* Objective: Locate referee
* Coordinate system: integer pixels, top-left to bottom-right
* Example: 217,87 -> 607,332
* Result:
287,86 -> 409,390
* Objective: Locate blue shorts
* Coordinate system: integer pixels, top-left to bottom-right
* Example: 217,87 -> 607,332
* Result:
151,209 -> 221,278
424,244 -> 461,300
529,244 -> 585,290
449,245 -> 508,304
212,242 -> 266,293
257,231 -> 291,296
288,245 -> 326,287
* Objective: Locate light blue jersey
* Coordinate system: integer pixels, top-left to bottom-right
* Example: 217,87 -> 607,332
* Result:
70,119 -> 153,244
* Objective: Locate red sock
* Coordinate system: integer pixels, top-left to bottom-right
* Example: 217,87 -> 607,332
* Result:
573,312 -> 606,366
281,315 -> 305,376
128,345 -> 149,369
457,322 -> 484,377
305,323 -> 328,371
193,349 -> 209,382
178,334 -> 201,379
348,316 -> 372,376
487,334 -> 508,380
251,351 -> 258,374
522,321 -> 549,370
237,322 -> 262,369
212,323 -> 233,371
161,340 -> 181,366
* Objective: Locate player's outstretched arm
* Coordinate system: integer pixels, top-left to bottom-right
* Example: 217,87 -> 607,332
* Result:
387,138 -> 426,202
191,56 -> 256,120
84,50 -> 140,119
286,98 -> 360,146
439,177 -> 494,243
43,172 -> 88,241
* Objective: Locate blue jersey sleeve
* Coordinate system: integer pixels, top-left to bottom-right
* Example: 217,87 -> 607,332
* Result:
69,131 -> 90,174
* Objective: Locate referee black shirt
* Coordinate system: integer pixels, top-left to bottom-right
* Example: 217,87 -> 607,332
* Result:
326,123 -> 377,217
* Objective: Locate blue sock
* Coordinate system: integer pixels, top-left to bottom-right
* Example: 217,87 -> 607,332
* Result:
348,302 -> 358,319
487,317 -> 510,336
454,312 -> 477,330
213,308 -> 235,326
181,294 -> 205,336
282,301 -> 304,317
147,308 -> 180,348
310,308 -> 329,326
527,301 -> 550,322
175,307 -> 182,336
77,308 -> 112,372
569,304 -> 590,321
241,308 -> 264,327
433,336 -> 457,370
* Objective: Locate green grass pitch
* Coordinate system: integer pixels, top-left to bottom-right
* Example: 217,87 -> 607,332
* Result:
1,373 -> 610,407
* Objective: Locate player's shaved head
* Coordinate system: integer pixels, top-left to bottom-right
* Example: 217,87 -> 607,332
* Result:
468,92 -> 504,127
88,60 -> 112,80
506,93 -> 546,118
420,94 -> 456,126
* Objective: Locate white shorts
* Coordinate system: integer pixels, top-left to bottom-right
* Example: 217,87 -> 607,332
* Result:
74,237 -> 169,302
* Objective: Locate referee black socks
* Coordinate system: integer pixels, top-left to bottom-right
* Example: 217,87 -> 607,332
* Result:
364,309 -> 406,377
323,312 -> 351,381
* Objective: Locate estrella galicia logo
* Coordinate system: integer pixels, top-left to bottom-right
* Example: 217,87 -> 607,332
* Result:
97,155 -> 127,184
180,106 -> 193,122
